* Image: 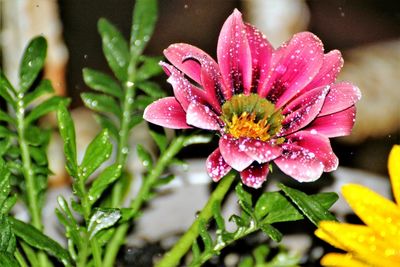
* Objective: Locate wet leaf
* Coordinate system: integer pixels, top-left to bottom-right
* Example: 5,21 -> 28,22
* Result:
94,114 -> 119,140
0,215 -> 16,253
98,19 -> 129,81
57,103 -> 78,177
19,36 -> 47,92
136,56 -> 163,81
0,252 -> 18,267
198,219 -> 213,252
88,208 -> 121,239
9,217 -> 72,266
130,0 -> 157,60
81,92 -> 121,118
260,224 -> 282,242
79,129 -> 113,181
278,183 -> 337,226
137,81 -> 166,98
88,164 -> 122,205
25,96 -> 69,125
255,192 -> 303,224
83,68 -> 123,99
0,159 -> 11,207
0,71 -> 16,108
136,144 -> 153,169
23,79 -> 54,106
235,183 -> 252,206
1,196 -> 17,214
310,192 -> 339,210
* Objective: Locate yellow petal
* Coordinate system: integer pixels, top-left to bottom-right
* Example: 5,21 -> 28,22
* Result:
318,221 -> 400,266
342,184 -> 400,241
320,253 -> 369,267
389,145 -> 400,206
315,227 -> 346,251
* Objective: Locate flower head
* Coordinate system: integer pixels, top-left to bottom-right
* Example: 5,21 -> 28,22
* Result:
144,9 -> 361,188
315,145 -> 400,267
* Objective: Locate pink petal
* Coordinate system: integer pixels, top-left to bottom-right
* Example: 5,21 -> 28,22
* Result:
303,50 -> 344,90
240,138 -> 282,163
206,148 -> 232,182
143,97 -> 192,129
319,82 -> 361,116
240,163 -> 269,189
217,9 -> 252,96
219,135 -> 254,172
280,85 -> 330,136
245,23 -> 273,94
260,32 -> 324,108
186,102 -> 221,130
163,43 -> 207,84
305,106 -> 356,138
160,62 -> 208,111
274,131 -> 338,182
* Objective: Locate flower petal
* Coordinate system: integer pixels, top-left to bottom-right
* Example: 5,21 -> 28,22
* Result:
389,145 -> 400,206
160,62 -> 208,111
217,9 -> 252,96
305,106 -> 356,138
143,97 -> 192,129
240,163 -> 269,189
186,102 -> 221,130
206,148 -> 232,182
304,50 -> 344,90
240,138 -> 282,163
280,85 -> 329,136
319,82 -> 361,116
245,23 -> 273,93
274,131 -> 338,181
260,32 -> 324,108
219,135 -> 254,172
320,253 -> 371,267
342,184 -> 400,242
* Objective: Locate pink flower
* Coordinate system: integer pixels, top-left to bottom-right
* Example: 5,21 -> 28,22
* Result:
144,9 -> 361,188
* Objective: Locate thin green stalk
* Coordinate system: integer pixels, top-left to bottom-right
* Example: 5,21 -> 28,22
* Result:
156,172 -> 236,267
102,135 -> 187,267
15,248 -> 28,267
90,238 -> 102,267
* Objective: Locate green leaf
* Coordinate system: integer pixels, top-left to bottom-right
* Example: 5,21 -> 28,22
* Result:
153,174 -> 175,187
130,0 -> 158,60
0,71 -> 16,108
0,126 -> 12,138
19,36 -> 47,92
29,147 -> 48,166
20,241 -> 38,266
235,183 -> 252,207
136,56 -> 163,81
88,208 -> 121,239
0,252 -> 18,267
98,18 -> 129,81
95,228 -> 115,246
1,196 -> 17,214
0,215 -> 16,253
57,103 -> 78,177
260,223 -> 282,242
0,110 -> 15,124
133,95 -> 155,110
310,192 -> 339,210
198,219 -> 212,252
24,126 -> 51,147
137,81 -> 166,98
238,256 -> 253,267
88,164 -> 122,205
79,129 -> 113,181
94,114 -> 119,140
24,79 -> 54,106
149,130 -> 167,153
212,201 -> 225,230
278,183 -> 337,226
255,192 -> 303,224
81,92 -> 121,118
83,68 -> 123,99
128,115 -> 143,130
0,159 -> 11,207
136,144 -> 153,169
9,217 -> 72,266
253,244 -> 270,265
25,96 -> 68,125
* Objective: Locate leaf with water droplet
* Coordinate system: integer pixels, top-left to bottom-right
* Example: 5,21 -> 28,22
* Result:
136,81 -> 166,98
88,164 -> 122,205
136,144 -> 153,170
88,208 -> 121,239
23,79 -> 54,107
98,19 -> 129,81
130,0 -> 157,60
136,56 -> 163,82
81,92 -> 122,118
83,68 -> 123,99
79,129 -> 113,182
0,70 -> 17,109
19,36 -> 47,92
25,96 -> 69,125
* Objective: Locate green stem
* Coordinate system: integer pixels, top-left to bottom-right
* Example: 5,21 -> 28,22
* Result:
156,172 -> 236,267
15,248 -> 28,267
90,238 -> 102,267
102,135 -> 187,267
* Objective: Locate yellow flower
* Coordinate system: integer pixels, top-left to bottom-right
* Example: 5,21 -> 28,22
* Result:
315,145 -> 400,267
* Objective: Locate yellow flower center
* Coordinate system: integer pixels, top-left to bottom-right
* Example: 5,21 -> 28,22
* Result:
221,94 -> 283,141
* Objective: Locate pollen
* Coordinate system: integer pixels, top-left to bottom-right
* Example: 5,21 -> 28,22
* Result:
221,94 -> 284,141
226,112 -> 272,141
